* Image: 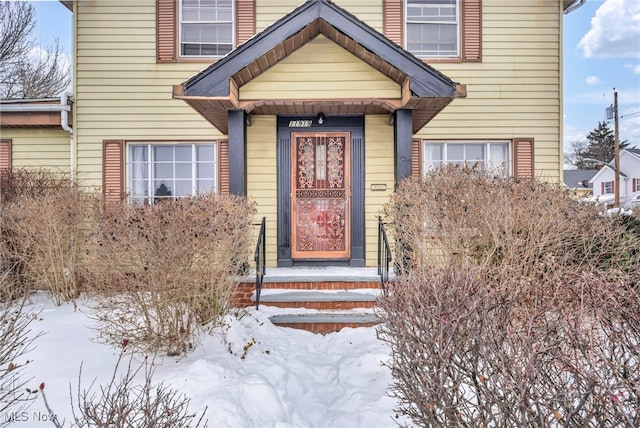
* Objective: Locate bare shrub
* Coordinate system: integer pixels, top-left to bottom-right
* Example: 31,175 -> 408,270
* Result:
0,168 -> 70,205
385,164 -> 640,279
0,184 -> 99,305
378,264 -> 639,427
0,270 -> 40,424
39,345 -> 207,428
85,194 -> 255,356
379,165 -> 640,427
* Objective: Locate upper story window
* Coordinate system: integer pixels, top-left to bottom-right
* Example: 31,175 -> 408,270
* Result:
603,181 -> 614,195
423,141 -> 510,173
128,142 -> 217,205
180,0 -> 234,57
406,0 -> 459,58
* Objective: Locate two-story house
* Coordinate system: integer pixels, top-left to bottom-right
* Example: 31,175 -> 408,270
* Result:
589,148 -> 640,209
1,0 -> 582,269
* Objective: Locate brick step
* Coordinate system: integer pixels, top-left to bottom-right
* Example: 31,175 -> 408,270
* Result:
253,289 -> 380,310
268,310 -> 379,334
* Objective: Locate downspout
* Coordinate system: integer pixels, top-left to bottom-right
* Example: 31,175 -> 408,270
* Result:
60,92 -> 74,185
564,0 -> 586,14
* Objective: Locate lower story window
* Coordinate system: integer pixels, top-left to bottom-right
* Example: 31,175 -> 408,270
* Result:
422,141 -> 510,173
127,142 -> 217,204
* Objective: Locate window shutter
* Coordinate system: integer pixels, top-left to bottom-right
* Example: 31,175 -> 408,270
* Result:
236,0 -> 256,46
157,0 -> 177,63
462,0 -> 482,62
103,140 -> 125,203
0,139 -> 11,171
513,137 -> 534,180
383,0 -> 403,47
612,181 -> 615,194
633,178 -> 637,192
412,138 -> 421,178
218,139 -> 229,195
601,182 -> 604,194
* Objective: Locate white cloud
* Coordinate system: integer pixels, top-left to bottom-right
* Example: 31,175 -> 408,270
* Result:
634,64 -> 640,75
578,0 -> 640,58
585,75 -> 600,85
620,108 -> 640,148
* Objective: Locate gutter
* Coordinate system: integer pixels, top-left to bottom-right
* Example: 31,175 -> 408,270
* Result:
60,93 -> 75,184
564,0 -> 586,14
0,94 -> 75,184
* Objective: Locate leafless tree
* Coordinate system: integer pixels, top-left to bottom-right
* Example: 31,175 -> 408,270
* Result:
0,2 -> 70,99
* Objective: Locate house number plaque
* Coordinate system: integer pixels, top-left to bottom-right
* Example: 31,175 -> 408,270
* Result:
288,120 -> 313,127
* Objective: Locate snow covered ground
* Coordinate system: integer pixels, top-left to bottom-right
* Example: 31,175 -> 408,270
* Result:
5,293 -> 411,428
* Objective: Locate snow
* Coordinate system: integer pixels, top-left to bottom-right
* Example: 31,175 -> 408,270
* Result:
5,293 -> 410,428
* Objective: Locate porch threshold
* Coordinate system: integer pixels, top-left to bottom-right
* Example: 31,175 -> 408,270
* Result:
262,266 -> 383,283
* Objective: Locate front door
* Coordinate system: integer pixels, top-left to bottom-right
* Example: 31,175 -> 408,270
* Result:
291,132 -> 350,259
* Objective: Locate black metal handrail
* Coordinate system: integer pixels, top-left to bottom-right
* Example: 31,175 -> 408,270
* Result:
377,216 -> 392,289
254,217 -> 266,309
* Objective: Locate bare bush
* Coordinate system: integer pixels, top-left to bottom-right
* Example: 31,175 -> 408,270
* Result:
0,168 -> 71,205
85,194 -> 255,356
378,265 -> 639,427
39,345 -> 207,428
385,165 -> 640,279
0,270 -> 40,424
0,181 -> 99,305
379,165 -> 640,427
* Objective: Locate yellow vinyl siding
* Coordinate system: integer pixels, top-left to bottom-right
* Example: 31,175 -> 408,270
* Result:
420,2 -> 562,181
256,1 -> 383,33
246,116 -> 278,266
239,35 -> 400,100
74,0 -> 223,188
364,115 -> 394,267
4,129 -> 70,171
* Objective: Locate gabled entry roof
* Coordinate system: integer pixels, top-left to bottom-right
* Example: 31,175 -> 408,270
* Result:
173,0 -> 466,134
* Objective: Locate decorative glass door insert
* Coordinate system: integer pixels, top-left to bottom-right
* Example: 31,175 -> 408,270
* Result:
291,132 -> 350,259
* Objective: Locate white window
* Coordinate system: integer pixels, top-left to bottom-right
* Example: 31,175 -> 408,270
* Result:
180,0 -> 233,57
603,181 -> 614,194
128,142 -> 217,204
406,0 -> 459,58
423,141 -> 510,173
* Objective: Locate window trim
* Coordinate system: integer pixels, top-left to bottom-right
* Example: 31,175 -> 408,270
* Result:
178,0 -> 235,59
126,141 -> 219,204
421,140 -> 511,174
405,0 -> 460,59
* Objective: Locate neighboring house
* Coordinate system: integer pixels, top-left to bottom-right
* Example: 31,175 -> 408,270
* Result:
0,0 -> 582,268
589,148 -> 640,209
563,169 -> 597,199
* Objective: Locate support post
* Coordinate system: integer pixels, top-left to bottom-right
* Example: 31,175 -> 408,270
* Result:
394,109 -> 413,184
228,110 -> 247,195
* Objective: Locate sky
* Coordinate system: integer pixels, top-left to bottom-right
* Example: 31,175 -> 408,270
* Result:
11,293 -> 408,427
26,0 -> 640,160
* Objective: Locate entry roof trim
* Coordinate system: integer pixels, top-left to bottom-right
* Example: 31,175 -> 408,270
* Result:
181,0 -> 457,99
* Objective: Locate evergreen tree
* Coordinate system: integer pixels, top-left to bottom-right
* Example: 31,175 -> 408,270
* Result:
566,121 -> 629,170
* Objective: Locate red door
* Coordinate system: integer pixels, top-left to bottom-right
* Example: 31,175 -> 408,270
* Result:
291,132 -> 350,259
